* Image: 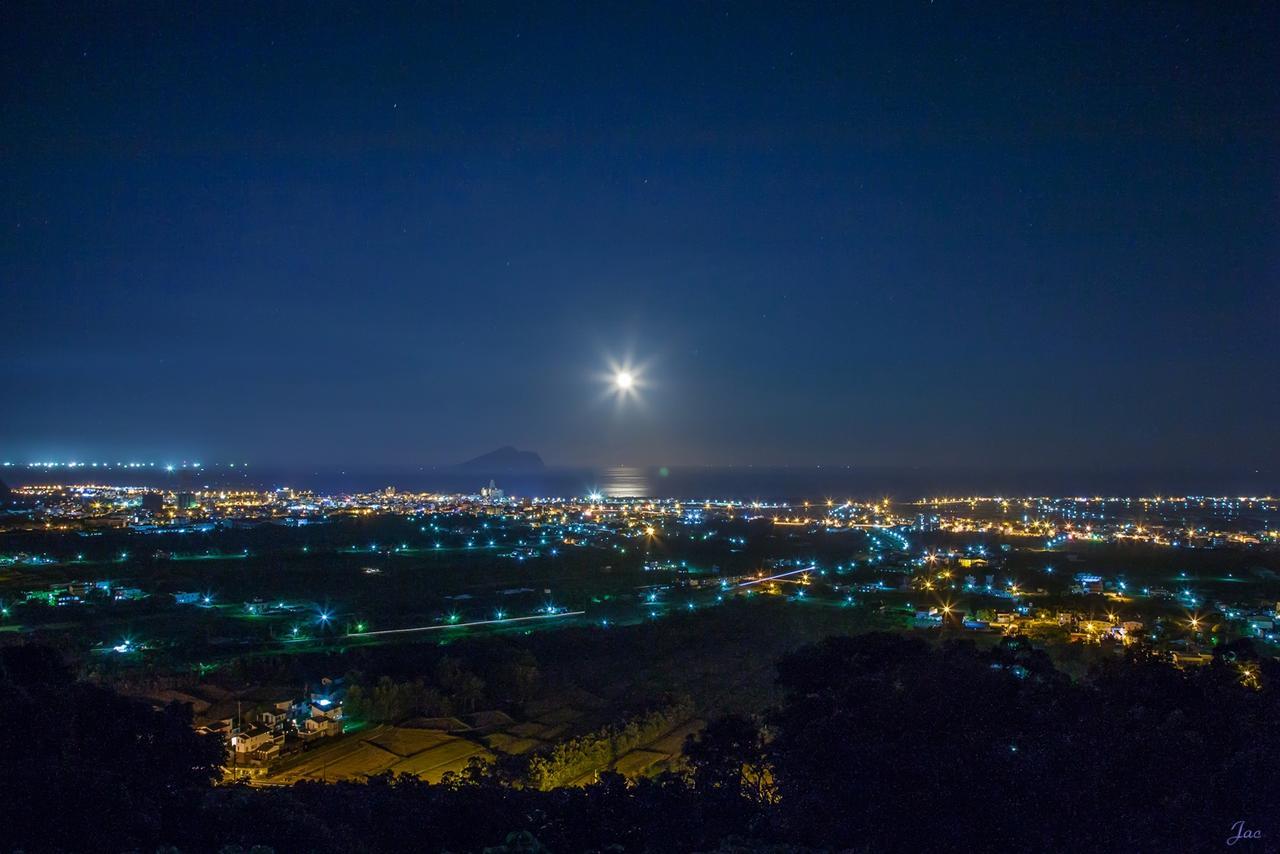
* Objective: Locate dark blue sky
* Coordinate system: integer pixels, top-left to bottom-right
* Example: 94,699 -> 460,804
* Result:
3,2 -> 1277,470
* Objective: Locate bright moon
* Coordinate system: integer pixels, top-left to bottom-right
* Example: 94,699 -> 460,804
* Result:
614,371 -> 634,391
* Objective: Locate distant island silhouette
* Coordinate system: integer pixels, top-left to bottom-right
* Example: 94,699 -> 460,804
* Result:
455,446 -> 545,473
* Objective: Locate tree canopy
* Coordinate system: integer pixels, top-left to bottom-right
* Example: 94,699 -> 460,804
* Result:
2,634 -> 1276,851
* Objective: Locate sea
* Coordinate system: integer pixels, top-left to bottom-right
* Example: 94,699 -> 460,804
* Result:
8,464 -> 1277,502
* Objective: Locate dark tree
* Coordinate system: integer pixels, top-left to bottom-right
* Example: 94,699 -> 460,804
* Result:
0,644 -> 225,851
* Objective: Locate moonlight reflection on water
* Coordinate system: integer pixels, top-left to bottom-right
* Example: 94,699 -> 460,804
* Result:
602,466 -> 650,497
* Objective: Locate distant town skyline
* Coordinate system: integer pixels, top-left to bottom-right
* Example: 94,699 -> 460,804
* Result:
3,3 -> 1277,470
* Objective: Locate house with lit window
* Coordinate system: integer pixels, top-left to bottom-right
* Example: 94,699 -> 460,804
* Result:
290,676 -> 345,739
231,723 -> 283,761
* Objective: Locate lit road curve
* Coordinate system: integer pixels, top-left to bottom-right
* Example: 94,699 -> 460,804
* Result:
342,610 -> 586,638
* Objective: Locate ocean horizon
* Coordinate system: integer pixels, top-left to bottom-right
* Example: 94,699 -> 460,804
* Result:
7,463 -> 1277,502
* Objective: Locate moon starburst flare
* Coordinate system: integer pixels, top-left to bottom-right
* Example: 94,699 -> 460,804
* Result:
597,356 -> 648,406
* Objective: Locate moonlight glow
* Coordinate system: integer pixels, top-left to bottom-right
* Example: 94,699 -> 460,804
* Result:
599,357 -> 647,405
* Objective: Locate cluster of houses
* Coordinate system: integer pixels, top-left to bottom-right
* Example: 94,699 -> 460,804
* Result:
1221,603 -> 1279,643
23,579 -> 145,607
147,677 -> 346,768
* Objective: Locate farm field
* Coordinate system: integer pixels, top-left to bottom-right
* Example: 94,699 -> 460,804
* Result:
255,703 -> 704,788
260,725 -> 492,785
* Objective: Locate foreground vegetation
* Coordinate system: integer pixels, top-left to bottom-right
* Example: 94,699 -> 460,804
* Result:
2,624 -> 1277,852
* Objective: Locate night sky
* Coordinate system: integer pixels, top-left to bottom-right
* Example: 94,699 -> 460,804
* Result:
3,3 -> 1277,471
